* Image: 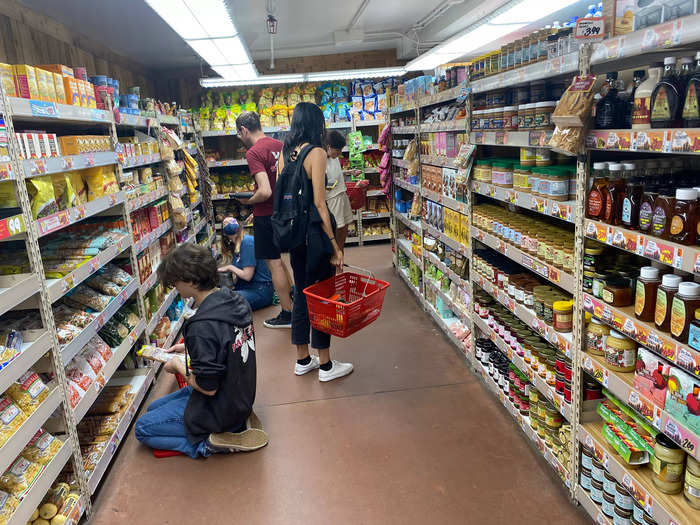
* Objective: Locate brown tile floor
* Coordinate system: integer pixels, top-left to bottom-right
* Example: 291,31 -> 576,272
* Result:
91,244 -> 589,525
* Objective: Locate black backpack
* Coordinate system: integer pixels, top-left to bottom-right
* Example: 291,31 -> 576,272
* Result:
272,144 -> 314,252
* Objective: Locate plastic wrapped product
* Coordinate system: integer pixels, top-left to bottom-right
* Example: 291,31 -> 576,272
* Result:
7,371 -> 49,412
65,358 -> 96,392
137,344 -> 186,365
50,173 -> 80,210
54,305 -> 94,328
82,166 -> 118,201
84,335 -> 112,362
0,490 -> 20,523
66,285 -> 111,311
0,395 -> 27,447
85,275 -> 120,296
51,492 -> 81,525
80,348 -> 105,376
65,380 -> 85,409
0,456 -> 42,493
27,175 -> 59,218
21,429 -> 62,464
100,264 -> 131,287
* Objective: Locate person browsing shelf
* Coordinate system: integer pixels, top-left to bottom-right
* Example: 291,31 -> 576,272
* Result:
325,130 -> 354,251
235,111 -> 294,329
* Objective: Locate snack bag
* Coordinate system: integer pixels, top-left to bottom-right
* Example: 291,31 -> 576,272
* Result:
0,395 -> 27,447
51,173 -> 80,209
363,95 -> 377,115
137,344 -> 188,366
0,182 -> 18,208
333,82 -> 348,100
66,171 -> 87,205
26,176 -> 59,218
376,93 -> 387,113
82,166 -> 118,201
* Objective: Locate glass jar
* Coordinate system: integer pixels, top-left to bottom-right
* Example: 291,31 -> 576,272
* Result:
535,101 -> 556,129
513,165 -> 531,192
553,300 -> 574,333
503,106 -> 518,130
605,330 -> 636,372
651,433 -> 686,494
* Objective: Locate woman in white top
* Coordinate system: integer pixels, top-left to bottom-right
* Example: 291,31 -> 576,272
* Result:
324,130 -> 354,250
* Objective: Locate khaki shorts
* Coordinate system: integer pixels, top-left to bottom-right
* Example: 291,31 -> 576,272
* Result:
326,192 -> 354,228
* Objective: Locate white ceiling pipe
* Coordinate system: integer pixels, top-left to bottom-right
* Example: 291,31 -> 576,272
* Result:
347,0 -> 371,31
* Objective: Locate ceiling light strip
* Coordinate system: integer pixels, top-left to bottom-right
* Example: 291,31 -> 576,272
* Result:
200,67 -> 407,87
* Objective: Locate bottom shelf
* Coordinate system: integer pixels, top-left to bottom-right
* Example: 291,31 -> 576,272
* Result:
397,267 -> 422,302
87,367 -> 156,494
576,484 -> 612,525
9,439 -> 74,525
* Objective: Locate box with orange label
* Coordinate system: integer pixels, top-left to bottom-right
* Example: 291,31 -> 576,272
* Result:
63,76 -> 80,105
13,65 -> 40,99
37,64 -> 74,77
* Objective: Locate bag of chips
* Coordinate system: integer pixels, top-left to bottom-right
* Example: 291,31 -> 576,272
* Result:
67,171 -> 87,204
51,173 -> 80,210
83,166 -> 119,201
7,371 -> 49,412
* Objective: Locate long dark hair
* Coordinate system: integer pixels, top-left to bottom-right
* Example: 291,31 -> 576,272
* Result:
283,102 -> 325,158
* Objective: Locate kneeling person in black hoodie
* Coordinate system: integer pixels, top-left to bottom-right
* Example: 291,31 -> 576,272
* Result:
134,244 -> 261,457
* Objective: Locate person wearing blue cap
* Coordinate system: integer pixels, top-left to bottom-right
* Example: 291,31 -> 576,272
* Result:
217,218 -> 274,311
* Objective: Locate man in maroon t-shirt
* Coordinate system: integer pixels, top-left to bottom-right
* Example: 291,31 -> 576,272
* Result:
236,111 -> 293,328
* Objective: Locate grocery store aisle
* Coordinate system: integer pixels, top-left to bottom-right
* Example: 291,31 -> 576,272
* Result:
91,244 -> 587,525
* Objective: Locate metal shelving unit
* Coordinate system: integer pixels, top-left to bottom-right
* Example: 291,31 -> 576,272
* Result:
0,84 -> 212,523
390,15 -> 700,524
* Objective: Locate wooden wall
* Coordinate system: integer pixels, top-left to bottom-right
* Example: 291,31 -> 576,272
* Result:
0,0 -> 155,97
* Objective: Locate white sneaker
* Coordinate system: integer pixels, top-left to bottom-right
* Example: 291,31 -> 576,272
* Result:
294,355 -> 320,375
318,360 -> 354,382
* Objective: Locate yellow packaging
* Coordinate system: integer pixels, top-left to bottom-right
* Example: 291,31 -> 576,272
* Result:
85,81 -> 96,108
35,68 -> 56,102
62,76 -> 80,106
37,64 -> 73,77
460,213 -> 469,246
13,65 -> 40,99
52,73 -> 66,104
77,80 -> 89,107
0,63 -> 16,97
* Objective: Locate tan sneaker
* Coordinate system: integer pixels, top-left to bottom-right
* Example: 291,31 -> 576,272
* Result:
207,427 -> 268,453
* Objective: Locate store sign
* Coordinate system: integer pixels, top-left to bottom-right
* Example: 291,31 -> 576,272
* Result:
575,17 -> 605,40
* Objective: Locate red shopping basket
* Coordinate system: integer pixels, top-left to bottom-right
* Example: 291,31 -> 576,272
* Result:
346,180 -> 370,211
303,264 -> 390,338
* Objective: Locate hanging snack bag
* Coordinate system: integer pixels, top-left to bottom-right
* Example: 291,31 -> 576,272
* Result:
0,395 -> 27,447
363,95 -> 377,116
21,429 -> 62,465
27,175 -> 59,218
7,371 -> 49,412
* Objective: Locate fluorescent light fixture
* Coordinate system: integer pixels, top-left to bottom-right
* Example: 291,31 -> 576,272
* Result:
145,0 -> 236,40
213,63 -> 258,80
215,36 -> 250,65
306,67 -> 406,81
406,0 -> 579,71
187,39 -> 228,67
183,0 -> 237,38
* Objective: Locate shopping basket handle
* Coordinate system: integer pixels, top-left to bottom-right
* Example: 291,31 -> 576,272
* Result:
342,263 -> 375,280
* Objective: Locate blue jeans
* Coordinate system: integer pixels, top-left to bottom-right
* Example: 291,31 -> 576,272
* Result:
236,282 -> 274,311
134,386 -> 210,458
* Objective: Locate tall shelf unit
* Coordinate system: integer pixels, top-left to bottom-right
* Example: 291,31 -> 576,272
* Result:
0,88 -> 212,524
202,118 -> 390,245
391,16 -> 700,525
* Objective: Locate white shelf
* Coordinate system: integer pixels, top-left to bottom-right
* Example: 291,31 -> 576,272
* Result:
7,438 -> 73,525
23,151 -> 117,178
421,220 -> 468,256
0,274 -> 41,316
125,187 -> 168,213
472,181 -> 575,223
116,113 -> 150,128
207,159 -> 247,167
361,211 -> 391,219
576,485 -> 611,525
395,212 -> 421,234
397,267 -> 422,302
472,226 -> 575,294
47,235 -> 131,302
37,192 -> 125,238
420,119 -> 466,132
189,194 -> 202,209
0,385 -> 62,475
361,233 -> 391,242
87,368 -> 155,495
6,97 -> 111,124
423,250 -> 468,290
419,187 -> 469,214
397,238 -> 422,267
470,130 -> 552,148
419,155 -> 458,168
192,217 -> 207,237
0,330 -> 51,394
392,125 -> 417,134
73,321 -> 145,423
471,52 -> 578,93
120,152 -> 161,169
392,158 -> 411,169
61,278 -> 138,363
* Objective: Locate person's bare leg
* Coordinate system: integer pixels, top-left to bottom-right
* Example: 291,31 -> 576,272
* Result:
297,344 -> 310,360
266,258 -> 292,311
318,347 -> 330,364
336,225 -> 348,252
281,253 -> 294,288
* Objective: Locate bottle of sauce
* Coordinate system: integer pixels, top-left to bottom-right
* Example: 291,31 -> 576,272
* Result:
651,193 -> 676,240
683,52 -> 700,127
651,57 -> 682,128
656,274 -> 683,332
679,56 -> 695,101
622,179 -> 644,229
602,163 -> 625,225
595,72 -> 621,129
635,266 -> 661,322
669,188 -> 698,245
634,64 -> 663,129
639,190 -> 659,234
624,70 -> 646,128
670,281 -> 700,343
587,163 -> 608,220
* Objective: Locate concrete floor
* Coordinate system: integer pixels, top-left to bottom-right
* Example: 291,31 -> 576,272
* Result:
91,244 -> 588,525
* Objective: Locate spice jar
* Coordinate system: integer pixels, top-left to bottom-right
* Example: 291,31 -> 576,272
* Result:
635,266 -> 661,322
545,168 -> 570,201
522,103 -> 536,129
603,277 -> 634,307
685,455 -> 700,509
553,300 -> 573,333
651,433 -> 685,494
655,274 -> 682,332
670,281 -> 700,343
605,330 -> 636,372
603,470 -> 617,495
614,505 -> 632,524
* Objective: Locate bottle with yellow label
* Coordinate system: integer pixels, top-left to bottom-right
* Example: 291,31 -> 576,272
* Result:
670,281 -> 700,343
655,274 -> 682,332
651,57 -> 682,128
